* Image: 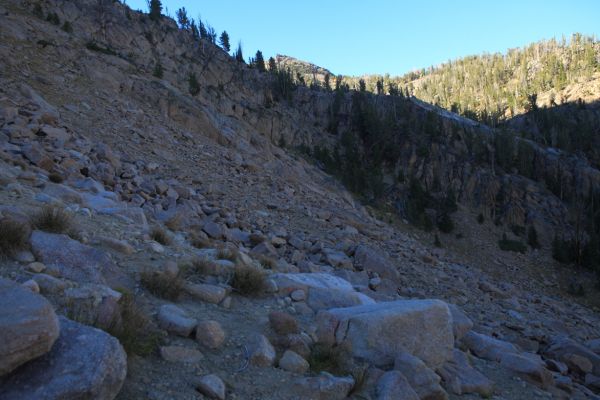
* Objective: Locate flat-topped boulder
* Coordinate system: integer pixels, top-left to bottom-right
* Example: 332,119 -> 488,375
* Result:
272,273 -> 374,310
316,299 -> 454,368
30,231 -> 130,288
0,316 -> 127,400
0,278 -> 60,376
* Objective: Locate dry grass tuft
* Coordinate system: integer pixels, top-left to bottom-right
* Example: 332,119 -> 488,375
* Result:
164,214 -> 182,231
109,291 -> 163,356
140,270 -> 183,300
216,247 -> 239,262
31,206 -> 77,237
150,226 -> 172,246
0,218 -> 30,258
48,172 -> 64,183
231,263 -> 266,296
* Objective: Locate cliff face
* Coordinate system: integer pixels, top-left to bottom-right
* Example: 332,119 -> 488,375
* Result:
3,0 -> 599,244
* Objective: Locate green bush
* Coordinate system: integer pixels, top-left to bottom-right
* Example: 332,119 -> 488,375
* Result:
498,234 -> 527,253
188,73 -> 200,96
153,62 -> 164,78
0,218 -> 30,258
527,226 -> 540,249
437,213 -> 454,233
85,41 -> 117,56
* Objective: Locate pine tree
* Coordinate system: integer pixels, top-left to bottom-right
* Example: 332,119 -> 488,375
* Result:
234,42 -> 244,63
268,57 -> 277,72
358,79 -> 366,92
188,73 -> 200,96
198,18 -> 207,39
219,31 -> 230,52
148,0 -> 162,21
190,20 -> 199,40
176,7 -> 189,29
254,50 -> 266,72
206,25 -> 217,44
324,74 -> 331,91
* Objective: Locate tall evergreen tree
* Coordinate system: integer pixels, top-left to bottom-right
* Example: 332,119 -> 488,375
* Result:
148,0 -> 162,21
219,31 -> 230,52
198,17 -> 207,39
235,42 -> 244,63
254,50 -> 266,72
190,19 -> 199,40
324,74 -> 331,91
268,57 -> 277,72
175,7 -> 189,29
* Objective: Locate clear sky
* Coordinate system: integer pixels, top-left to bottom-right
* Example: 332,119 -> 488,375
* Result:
126,0 -> 599,77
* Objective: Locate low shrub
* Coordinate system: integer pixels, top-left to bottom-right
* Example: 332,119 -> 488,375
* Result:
31,206 -> 74,235
0,218 -> 30,258
231,263 -> 266,296
150,226 -> 172,246
498,234 -> 527,254
140,270 -> 182,300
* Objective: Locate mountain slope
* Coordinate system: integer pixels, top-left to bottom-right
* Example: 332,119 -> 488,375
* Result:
1,1 -> 600,399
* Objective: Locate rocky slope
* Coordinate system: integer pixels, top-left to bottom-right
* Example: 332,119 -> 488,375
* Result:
1,1 -> 600,399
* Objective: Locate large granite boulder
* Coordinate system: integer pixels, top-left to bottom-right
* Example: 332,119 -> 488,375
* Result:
0,316 -> 127,399
0,278 -> 60,376
30,231 -> 130,288
272,273 -> 374,311
353,245 -> 399,280
316,299 -> 454,368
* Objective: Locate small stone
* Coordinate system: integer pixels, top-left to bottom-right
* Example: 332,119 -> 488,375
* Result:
290,289 -> 306,302
157,304 -> 196,337
249,334 -> 276,367
279,350 -> 309,373
98,236 -> 134,255
149,242 -> 164,253
185,283 -> 227,304
196,374 -> 225,400
196,320 -> 225,349
377,370 -> 420,400
21,280 -> 40,293
565,353 -> 593,374
203,221 -> 224,240
269,311 -> 300,335
26,262 -> 46,273
31,274 -> 68,294
160,346 -> 203,363
14,251 -> 35,263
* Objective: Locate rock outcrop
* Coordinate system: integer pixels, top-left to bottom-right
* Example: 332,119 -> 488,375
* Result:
316,299 -> 454,368
0,278 -> 60,376
0,317 -> 127,400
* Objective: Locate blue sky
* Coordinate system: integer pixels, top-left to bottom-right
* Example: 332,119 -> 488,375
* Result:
126,0 -> 599,76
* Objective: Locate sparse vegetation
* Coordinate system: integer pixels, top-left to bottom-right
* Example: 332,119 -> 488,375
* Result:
31,206 -> 74,235
48,172 -> 64,183
61,21 -> 73,33
148,0 -> 162,21
183,257 -> 217,278
307,343 -> 359,376
498,233 -> 527,254
86,41 -> 117,56
527,226 -> 540,249
477,213 -> 485,224
109,291 -> 163,356
153,62 -> 164,79
164,214 -> 182,231
188,72 -> 200,96
0,218 -> 30,258
231,263 -> 266,296
216,247 -> 238,262
140,270 -> 182,300
46,12 -> 60,25
150,226 -> 172,246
